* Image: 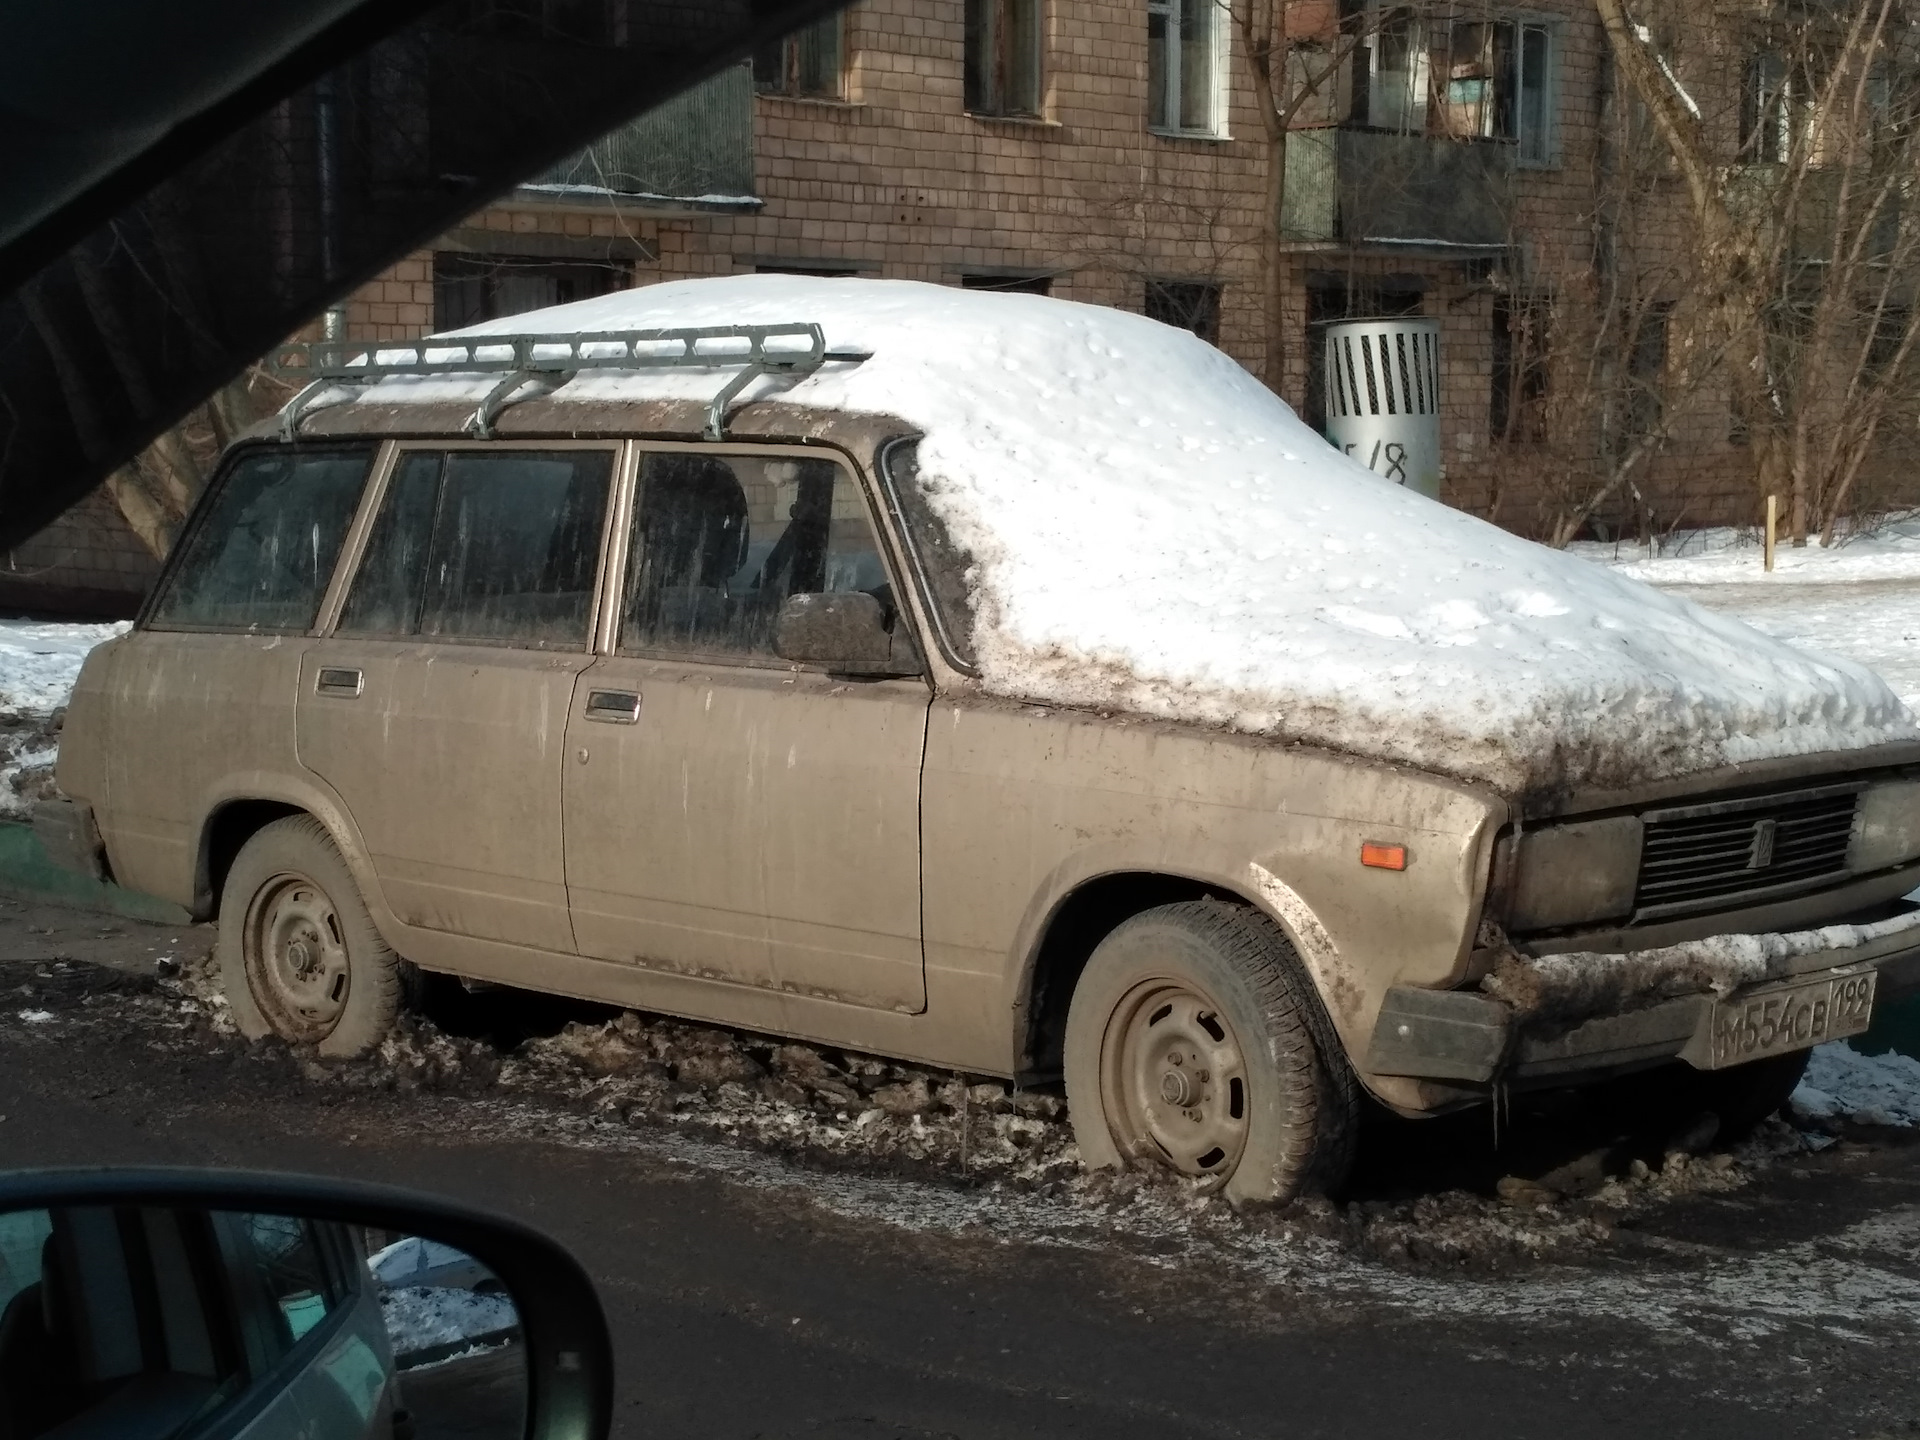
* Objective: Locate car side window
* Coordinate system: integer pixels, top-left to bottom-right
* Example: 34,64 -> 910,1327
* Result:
620,451 -> 891,658
338,448 -> 613,649
147,446 -> 372,633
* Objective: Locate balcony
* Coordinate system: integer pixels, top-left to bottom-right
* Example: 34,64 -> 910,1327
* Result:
1281,129 -> 1515,251
521,63 -> 757,210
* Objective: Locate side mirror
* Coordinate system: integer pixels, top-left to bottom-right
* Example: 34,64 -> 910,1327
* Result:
774,593 -> 923,676
0,1168 -> 612,1440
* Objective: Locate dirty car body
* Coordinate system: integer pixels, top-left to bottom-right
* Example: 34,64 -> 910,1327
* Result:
44,278 -> 1920,1198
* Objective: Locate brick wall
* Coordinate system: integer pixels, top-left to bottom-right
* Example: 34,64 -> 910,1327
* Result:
331,0 -> 1792,541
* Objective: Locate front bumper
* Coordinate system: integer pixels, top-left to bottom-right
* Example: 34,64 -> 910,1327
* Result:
1365,904 -> 1920,1086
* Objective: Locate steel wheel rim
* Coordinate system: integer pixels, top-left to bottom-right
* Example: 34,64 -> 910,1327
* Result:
244,870 -> 349,1042
1098,977 -> 1250,1184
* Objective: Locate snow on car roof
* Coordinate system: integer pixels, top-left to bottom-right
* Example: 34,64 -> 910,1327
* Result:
355,275 -> 1917,797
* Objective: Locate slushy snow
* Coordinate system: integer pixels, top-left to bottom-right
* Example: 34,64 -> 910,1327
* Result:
1792,1041 -> 1920,1126
378,1285 -> 518,1359
0,621 -> 126,714
348,275 -> 1915,797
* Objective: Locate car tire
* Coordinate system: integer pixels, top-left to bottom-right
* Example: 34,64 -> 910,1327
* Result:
1063,898 -> 1359,1205
1684,1049 -> 1812,1138
217,814 -> 407,1059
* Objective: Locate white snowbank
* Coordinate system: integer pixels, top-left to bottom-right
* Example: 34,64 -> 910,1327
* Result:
1793,1041 -> 1920,1126
0,621 -> 125,715
379,1285 -> 518,1357
1579,518 -> 1920,588
343,276 -> 1914,796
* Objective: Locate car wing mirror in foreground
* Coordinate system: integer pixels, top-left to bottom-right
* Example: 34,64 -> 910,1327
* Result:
0,1168 -> 611,1440
774,592 -> 925,677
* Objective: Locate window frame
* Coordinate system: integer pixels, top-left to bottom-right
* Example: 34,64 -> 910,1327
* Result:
1351,5 -> 1559,165
753,10 -> 848,101
138,440 -> 379,638
604,438 -> 923,673
1147,0 -> 1228,139
1507,15 -> 1560,168
966,0 -> 1045,119
313,438 -> 625,655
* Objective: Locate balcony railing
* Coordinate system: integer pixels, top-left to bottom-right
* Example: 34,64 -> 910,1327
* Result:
526,63 -> 756,203
1282,129 -> 1515,249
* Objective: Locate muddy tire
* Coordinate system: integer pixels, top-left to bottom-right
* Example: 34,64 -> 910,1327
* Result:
1063,899 -> 1360,1205
217,815 -> 406,1059
1685,1049 -> 1812,1138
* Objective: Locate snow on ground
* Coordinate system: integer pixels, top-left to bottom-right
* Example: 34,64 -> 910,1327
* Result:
339,275 -> 1915,797
378,1284 -> 518,1359
1575,517 -> 1920,587
1792,1041 -> 1920,1127
0,621 -> 124,715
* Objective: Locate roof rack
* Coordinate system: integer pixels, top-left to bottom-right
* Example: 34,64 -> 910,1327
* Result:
266,324 -> 868,442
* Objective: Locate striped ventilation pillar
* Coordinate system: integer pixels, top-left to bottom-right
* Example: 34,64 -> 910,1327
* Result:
1320,318 -> 1442,500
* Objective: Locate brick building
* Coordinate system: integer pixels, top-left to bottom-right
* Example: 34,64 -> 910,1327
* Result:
6,0 -> 1813,615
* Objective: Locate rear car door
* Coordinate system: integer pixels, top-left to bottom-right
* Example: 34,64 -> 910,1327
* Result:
562,445 -> 930,1011
297,443 -> 616,953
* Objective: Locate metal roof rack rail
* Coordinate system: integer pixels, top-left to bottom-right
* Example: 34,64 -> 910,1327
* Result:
266,324 -> 868,441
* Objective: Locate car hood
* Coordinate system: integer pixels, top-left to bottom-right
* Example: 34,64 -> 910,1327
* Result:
352,275 -> 1919,801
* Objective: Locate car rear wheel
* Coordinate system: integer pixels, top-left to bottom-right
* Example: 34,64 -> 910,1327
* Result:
218,815 -> 406,1058
1063,899 -> 1359,1205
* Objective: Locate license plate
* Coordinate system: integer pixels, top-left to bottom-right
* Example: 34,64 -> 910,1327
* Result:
1690,965 -> 1876,1070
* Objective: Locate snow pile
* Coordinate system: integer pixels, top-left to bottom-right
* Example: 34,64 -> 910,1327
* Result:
0,621 -> 125,714
1483,909 -> 1920,1021
1792,1041 -> 1920,1126
346,276 -> 1915,796
1579,518 -> 1920,588
0,620 -> 125,820
379,1285 -> 518,1359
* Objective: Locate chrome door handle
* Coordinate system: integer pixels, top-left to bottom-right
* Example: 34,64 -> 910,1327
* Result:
584,689 -> 642,723
316,667 -> 363,698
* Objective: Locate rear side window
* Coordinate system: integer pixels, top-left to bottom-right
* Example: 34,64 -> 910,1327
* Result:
338,448 -> 613,649
147,447 -> 371,632
620,450 -> 890,658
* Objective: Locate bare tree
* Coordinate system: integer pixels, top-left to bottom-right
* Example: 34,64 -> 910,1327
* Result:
1594,0 -> 1920,544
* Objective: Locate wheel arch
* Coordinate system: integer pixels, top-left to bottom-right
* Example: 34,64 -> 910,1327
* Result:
191,772 -> 385,925
1015,869 -> 1287,1082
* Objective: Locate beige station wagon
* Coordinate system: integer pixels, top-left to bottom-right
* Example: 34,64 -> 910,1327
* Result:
42,278 -> 1920,1202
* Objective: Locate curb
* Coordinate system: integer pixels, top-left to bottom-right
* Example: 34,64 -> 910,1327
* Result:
0,819 -> 190,924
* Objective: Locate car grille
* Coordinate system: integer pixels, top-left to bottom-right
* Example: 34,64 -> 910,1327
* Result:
1635,786 -> 1861,920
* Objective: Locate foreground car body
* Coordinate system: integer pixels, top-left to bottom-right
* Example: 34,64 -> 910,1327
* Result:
45,277 -> 1920,1200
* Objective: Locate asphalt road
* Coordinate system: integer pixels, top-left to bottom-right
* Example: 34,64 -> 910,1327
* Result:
3,901 -> 1919,1440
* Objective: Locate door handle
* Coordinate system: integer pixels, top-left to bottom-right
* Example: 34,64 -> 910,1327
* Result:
315,667 -> 363,698
584,689 -> 642,723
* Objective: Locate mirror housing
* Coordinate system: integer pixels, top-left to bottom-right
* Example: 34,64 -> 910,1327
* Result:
774,593 -> 924,677
0,1167 -> 613,1440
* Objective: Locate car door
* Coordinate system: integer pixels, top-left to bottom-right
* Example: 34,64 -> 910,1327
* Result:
562,445 -> 930,1012
297,443 -> 616,954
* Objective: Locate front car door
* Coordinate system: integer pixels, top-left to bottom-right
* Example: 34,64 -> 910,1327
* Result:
562,444 -> 930,1013
297,442 -> 616,953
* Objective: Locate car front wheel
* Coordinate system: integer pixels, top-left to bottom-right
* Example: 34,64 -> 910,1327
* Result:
217,814 -> 407,1058
1063,899 -> 1359,1205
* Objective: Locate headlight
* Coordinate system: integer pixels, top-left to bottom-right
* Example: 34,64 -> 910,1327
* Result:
1506,816 -> 1643,931
1850,779 -> 1920,873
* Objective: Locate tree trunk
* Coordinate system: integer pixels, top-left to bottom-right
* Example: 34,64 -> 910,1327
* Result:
104,468 -> 175,560
1264,131 -> 1289,393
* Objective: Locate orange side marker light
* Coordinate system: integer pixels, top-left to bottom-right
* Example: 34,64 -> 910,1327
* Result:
1360,841 -> 1407,871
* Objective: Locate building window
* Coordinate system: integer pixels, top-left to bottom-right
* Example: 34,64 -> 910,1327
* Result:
1432,19 -> 1557,163
1490,296 -> 1549,443
966,0 -> 1042,116
960,272 -> 1052,295
432,253 -> 629,332
1148,0 -> 1224,136
1145,280 -> 1222,344
1625,302 -> 1672,443
756,263 -> 862,277
1740,53 -> 1792,162
754,13 -> 845,99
